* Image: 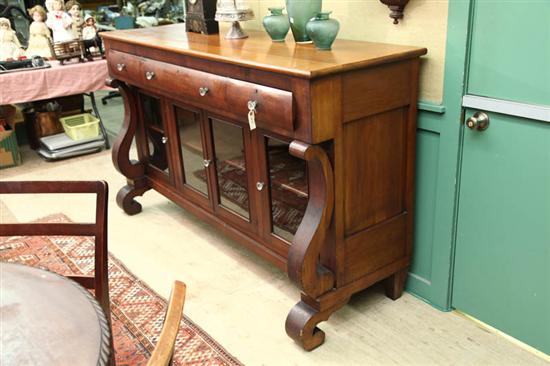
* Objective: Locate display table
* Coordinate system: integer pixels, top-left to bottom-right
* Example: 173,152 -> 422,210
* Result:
0,59 -> 111,149
0,262 -> 111,365
0,59 -> 109,105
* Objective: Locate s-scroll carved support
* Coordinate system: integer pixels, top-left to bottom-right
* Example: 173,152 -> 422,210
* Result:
107,78 -> 150,215
286,140 -> 337,351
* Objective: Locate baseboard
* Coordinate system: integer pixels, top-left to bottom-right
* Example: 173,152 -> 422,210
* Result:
456,310 -> 550,362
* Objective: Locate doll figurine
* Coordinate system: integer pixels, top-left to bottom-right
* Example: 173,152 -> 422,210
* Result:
82,15 -> 103,58
65,0 -> 83,39
45,0 -> 55,12
46,0 -> 74,42
0,18 -> 24,61
25,6 -> 53,59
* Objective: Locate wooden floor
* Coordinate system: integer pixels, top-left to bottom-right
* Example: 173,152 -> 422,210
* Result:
1,94 -> 548,365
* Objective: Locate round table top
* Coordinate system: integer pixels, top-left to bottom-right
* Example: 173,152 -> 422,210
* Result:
0,262 -> 110,366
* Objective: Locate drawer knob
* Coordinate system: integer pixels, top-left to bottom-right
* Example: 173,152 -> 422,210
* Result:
145,71 -> 156,80
161,136 -> 168,144
203,159 -> 211,168
116,63 -> 125,71
256,181 -> 265,191
199,87 -> 209,96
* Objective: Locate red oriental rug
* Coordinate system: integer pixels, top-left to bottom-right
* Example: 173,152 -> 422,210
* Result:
0,213 -> 243,366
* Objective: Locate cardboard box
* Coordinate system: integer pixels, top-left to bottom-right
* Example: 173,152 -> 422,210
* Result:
0,129 -> 21,169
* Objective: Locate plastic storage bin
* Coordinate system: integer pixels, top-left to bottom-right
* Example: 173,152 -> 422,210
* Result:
60,113 -> 99,141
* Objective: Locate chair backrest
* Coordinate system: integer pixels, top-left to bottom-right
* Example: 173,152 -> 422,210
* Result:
147,280 -> 187,366
0,180 -> 110,318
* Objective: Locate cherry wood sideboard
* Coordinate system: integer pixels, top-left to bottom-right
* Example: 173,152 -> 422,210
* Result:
102,24 -> 426,350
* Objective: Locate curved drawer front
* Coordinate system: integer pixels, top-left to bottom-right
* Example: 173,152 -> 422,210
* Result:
107,50 -> 144,85
108,50 -> 294,136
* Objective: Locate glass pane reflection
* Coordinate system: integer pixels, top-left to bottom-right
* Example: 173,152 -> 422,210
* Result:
212,119 -> 250,220
146,129 -> 169,173
265,138 -> 308,242
175,106 -> 208,196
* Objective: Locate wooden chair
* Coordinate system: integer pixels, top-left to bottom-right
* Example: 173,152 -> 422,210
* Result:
1,181 -> 187,365
0,180 -> 110,320
147,280 -> 187,366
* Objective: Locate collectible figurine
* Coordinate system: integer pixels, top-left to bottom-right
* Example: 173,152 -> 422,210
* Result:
45,0 -> 55,12
46,0 -> 74,42
65,0 -> 84,39
82,15 -> 103,58
0,18 -> 24,61
25,5 -> 54,59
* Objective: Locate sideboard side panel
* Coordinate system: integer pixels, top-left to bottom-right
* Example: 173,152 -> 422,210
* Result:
342,61 -> 412,123
341,106 -> 410,284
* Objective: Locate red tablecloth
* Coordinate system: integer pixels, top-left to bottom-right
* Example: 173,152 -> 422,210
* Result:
0,59 -> 109,105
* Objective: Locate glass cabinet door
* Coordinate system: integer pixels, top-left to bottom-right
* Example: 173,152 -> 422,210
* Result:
174,105 -> 209,199
139,92 -> 170,179
211,118 -> 252,222
263,137 -> 308,243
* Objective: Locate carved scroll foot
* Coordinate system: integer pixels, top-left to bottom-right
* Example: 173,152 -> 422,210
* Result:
116,179 -> 150,216
285,295 -> 350,351
285,301 -> 328,351
383,267 -> 408,300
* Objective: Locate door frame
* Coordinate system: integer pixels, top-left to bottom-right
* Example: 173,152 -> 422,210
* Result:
404,0 -> 473,310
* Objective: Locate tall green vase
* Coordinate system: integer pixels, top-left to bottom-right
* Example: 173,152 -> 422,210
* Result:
285,0 -> 322,43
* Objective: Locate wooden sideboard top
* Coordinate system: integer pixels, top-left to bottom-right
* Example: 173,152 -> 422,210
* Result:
101,24 -> 427,79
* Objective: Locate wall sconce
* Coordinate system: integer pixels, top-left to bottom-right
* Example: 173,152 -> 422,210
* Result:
379,0 -> 410,24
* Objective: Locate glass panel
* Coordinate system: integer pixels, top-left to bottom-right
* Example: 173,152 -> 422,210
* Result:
139,93 -> 168,174
211,119 -> 250,220
146,129 -> 169,173
265,137 -> 308,242
140,93 -> 163,129
175,106 -> 208,196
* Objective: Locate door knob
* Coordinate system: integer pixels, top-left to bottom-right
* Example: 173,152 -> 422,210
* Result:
203,159 -> 211,167
256,182 -> 265,191
466,112 -> 490,131
161,136 -> 168,144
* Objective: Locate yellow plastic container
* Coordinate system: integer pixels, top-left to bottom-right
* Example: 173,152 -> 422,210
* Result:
60,113 -> 100,141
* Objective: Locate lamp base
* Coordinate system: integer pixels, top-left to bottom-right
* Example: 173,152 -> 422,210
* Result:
225,21 -> 248,39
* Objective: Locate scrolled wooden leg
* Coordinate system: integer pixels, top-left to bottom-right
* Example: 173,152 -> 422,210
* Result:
285,301 -> 328,351
383,267 -> 409,300
116,179 -> 150,216
285,294 -> 350,351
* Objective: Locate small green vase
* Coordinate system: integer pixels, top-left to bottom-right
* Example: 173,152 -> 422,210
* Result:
286,0 -> 322,43
306,11 -> 340,50
262,7 -> 290,42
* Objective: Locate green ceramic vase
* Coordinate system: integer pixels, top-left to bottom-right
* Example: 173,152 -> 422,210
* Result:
262,7 -> 290,42
285,0 -> 322,43
306,11 -> 340,50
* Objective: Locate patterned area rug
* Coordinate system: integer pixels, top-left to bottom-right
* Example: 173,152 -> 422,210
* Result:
195,149 -> 308,235
0,213 -> 242,366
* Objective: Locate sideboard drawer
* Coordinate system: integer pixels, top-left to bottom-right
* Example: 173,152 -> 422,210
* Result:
108,50 -> 143,85
224,77 -> 294,136
109,50 -> 294,136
